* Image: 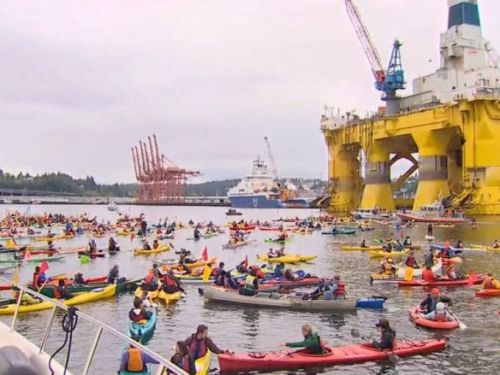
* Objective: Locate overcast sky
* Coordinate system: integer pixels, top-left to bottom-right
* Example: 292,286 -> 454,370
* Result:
0,0 -> 498,183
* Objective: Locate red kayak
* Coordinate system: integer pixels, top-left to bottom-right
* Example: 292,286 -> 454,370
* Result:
218,339 -> 447,373
475,289 -> 500,298
230,225 -> 256,231
398,276 -> 484,288
408,306 -> 459,330
258,226 -> 283,232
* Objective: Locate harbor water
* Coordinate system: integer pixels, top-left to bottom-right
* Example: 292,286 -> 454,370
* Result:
1,204 -> 499,374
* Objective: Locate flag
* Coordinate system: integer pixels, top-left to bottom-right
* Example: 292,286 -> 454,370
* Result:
5,238 -> 17,249
202,265 -> 212,282
467,271 -> 478,287
201,247 -> 208,261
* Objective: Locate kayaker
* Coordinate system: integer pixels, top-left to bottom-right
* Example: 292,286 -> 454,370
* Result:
161,270 -> 185,294
214,268 -> 228,287
47,240 -> 56,252
211,262 -> 225,277
403,236 -> 412,246
13,287 -> 40,305
108,237 -> 118,251
405,251 -> 418,268
491,240 -> 500,249
427,223 -> 433,236
380,257 -> 395,276
394,240 -> 404,252
107,265 -> 120,284
422,266 -> 437,282
360,239 -> 367,248
239,269 -> 259,296
55,279 -> 74,300
33,265 -> 48,289
119,335 -> 159,373
184,324 -> 229,360
152,239 -> 160,250
420,288 -> 452,314
274,263 -> 285,279
421,301 -> 454,321
372,319 -> 396,350
170,341 -> 196,375
284,324 -> 324,354
193,228 -> 201,241
445,264 -> 459,280
277,232 -> 287,242
276,247 -> 285,257
73,272 -> 85,287
142,241 -> 152,251
483,273 -> 500,289
284,268 -> 296,281
424,248 -> 435,268
144,269 -> 159,291
88,239 -> 97,253
152,263 -> 163,278
268,248 -> 279,259
129,297 -> 152,322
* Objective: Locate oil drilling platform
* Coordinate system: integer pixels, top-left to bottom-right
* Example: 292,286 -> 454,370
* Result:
131,135 -> 200,204
322,0 -> 500,215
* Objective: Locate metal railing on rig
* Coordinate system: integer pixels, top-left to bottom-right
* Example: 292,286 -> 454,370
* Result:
0,275 -> 188,375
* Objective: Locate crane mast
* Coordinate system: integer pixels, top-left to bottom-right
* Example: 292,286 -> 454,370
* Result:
264,137 -> 279,183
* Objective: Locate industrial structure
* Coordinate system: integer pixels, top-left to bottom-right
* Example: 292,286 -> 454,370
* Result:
131,135 -> 199,204
322,0 -> 500,215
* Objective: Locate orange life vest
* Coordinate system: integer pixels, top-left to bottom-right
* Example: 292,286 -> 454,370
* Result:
127,347 -> 144,372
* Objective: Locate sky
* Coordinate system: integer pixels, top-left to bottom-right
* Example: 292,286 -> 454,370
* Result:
0,0 -> 498,184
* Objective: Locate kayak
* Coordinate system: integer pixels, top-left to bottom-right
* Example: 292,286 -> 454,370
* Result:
217,339 -> 447,373
158,257 -> 217,271
0,284 -> 116,315
475,288 -> 500,298
158,290 -> 181,304
0,255 -> 65,264
368,249 -> 409,259
408,306 -> 459,330
223,240 -> 251,250
341,245 -> 383,252
257,254 -> 316,264
264,238 -> 291,244
258,226 -> 285,231
203,286 -> 356,312
135,287 -> 160,300
120,366 -> 149,375
129,308 -> 157,344
398,276 -> 484,288
321,228 -> 356,235
134,245 -> 171,256
355,297 -> 386,309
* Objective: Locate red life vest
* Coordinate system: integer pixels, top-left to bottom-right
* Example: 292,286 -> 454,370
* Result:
188,337 -> 207,359
180,356 -> 191,372
334,283 -> 346,298
483,277 -> 494,289
144,274 -> 155,284
165,276 -> 177,287
422,269 -> 435,282
130,310 -> 146,322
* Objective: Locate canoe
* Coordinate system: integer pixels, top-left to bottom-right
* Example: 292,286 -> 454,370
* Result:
0,285 -> 116,315
158,290 -> 181,304
475,288 -> 500,298
368,249 -> 409,259
203,286 -> 356,312
129,308 -> 157,344
257,254 -> 316,264
355,297 -> 386,309
408,306 -> 459,330
134,245 -> 171,256
217,339 -> 447,373
398,276 -> 484,288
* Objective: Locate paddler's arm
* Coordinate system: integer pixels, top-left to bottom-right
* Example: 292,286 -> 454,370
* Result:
119,351 -> 129,371
206,337 -> 225,354
285,335 -> 316,348
141,352 -> 160,365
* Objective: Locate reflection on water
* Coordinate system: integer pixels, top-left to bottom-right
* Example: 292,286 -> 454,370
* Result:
0,205 -> 499,374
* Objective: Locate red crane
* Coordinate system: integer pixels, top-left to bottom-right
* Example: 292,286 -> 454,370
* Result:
131,135 -> 200,204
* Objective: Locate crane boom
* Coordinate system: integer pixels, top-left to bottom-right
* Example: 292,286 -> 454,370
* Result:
344,0 -> 385,88
264,137 -> 279,182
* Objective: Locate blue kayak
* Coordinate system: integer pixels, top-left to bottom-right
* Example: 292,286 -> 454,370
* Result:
356,297 -> 386,309
129,309 -> 157,345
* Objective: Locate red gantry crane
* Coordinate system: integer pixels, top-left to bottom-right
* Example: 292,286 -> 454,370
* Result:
131,135 -> 200,204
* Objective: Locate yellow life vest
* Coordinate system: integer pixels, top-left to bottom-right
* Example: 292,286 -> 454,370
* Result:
127,347 -> 144,372
245,275 -> 256,289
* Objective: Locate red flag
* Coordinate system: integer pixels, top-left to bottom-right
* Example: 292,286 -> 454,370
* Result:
201,247 -> 208,261
243,254 -> 248,268
40,260 -> 49,274
467,271 -> 478,287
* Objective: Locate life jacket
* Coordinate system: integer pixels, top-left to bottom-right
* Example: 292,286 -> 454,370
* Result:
483,277 -> 494,289
174,355 -> 191,373
383,263 -> 393,275
130,309 -> 146,322
435,313 -> 447,322
245,275 -> 257,289
188,336 -> 207,359
422,269 -> 435,282
334,282 -> 346,298
144,274 -> 155,284
405,257 -> 416,268
165,275 -> 177,288
127,347 -> 144,372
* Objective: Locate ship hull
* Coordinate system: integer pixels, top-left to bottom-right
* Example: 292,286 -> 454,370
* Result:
229,195 -> 282,208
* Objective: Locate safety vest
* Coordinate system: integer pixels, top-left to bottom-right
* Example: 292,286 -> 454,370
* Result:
164,276 -> 177,287
334,283 -> 346,298
173,355 -> 192,372
127,347 -> 144,372
188,336 -> 207,359
144,274 -> 155,284
245,275 -> 256,289
383,263 -> 393,275
483,277 -> 494,289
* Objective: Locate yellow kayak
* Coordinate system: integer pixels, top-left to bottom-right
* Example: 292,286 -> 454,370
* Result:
195,351 -> 212,375
34,234 -> 75,242
257,254 -> 316,264
134,244 -> 171,256
0,285 -> 116,315
134,287 -> 160,300
116,230 -> 131,236
158,290 -> 181,304
368,249 -> 409,259
161,257 -> 217,272
341,245 -> 383,252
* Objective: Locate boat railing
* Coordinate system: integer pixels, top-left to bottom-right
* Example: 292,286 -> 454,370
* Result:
0,275 -> 188,375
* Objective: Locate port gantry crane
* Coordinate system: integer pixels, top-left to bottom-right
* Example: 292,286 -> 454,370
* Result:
264,136 -> 279,186
344,0 -> 405,114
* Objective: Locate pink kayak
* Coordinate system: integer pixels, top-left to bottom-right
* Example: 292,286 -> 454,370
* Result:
408,306 -> 459,330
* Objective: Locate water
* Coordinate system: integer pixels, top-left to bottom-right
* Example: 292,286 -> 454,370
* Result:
1,204 -> 499,374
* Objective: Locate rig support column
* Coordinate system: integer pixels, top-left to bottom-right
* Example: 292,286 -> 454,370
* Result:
413,129 -> 454,209
361,141 -> 394,210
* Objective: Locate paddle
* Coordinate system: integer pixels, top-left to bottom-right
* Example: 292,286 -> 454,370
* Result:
350,328 -> 399,363
448,311 -> 467,329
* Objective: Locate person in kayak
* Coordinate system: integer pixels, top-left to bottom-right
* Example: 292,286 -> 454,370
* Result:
55,279 -> 74,300
268,248 -> 279,258
143,269 -> 159,291
445,264 -> 459,280
184,324 -> 229,360
420,288 -> 452,314
120,335 -> 159,373
170,341 -> 196,375
424,248 -> 435,268
33,265 -> 48,289
129,297 -> 152,322
73,272 -> 85,287
285,324 -> 325,354
274,263 -> 285,279
427,223 -> 433,237
13,287 -> 40,305
421,301 -> 454,321
491,240 -> 500,249
152,239 -> 160,250
380,257 -> 395,277
142,241 -> 152,251
193,228 -> 201,241
239,269 -> 259,296
88,239 -> 97,253
372,319 -> 396,350
422,266 -> 437,282
405,251 -> 419,268
108,236 -> 119,252
284,268 -> 296,281
107,265 -> 121,284
161,270 -> 185,294
403,236 -> 412,246
483,273 -> 500,289
360,239 -> 367,248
